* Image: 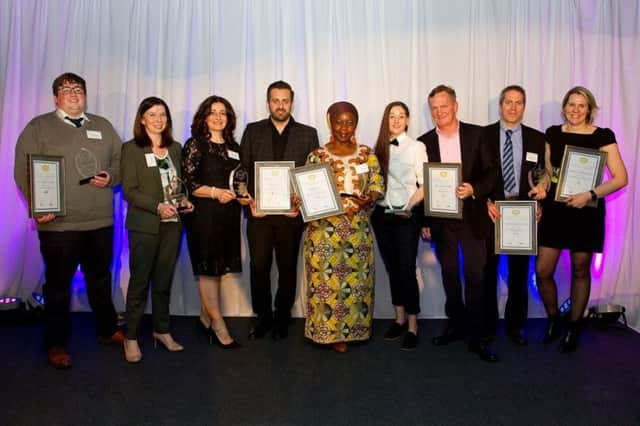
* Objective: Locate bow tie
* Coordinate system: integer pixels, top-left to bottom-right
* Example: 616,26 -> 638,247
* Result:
389,139 -> 399,146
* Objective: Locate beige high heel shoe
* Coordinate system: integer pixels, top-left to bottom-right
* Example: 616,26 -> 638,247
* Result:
152,332 -> 184,352
124,339 -> 142,363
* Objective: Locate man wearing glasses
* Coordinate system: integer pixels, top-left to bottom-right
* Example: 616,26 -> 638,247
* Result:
14,72 -> 124,369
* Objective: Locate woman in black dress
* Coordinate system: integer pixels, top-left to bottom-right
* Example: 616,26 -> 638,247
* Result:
536,86 -> 627,352
183,96 -> 249,348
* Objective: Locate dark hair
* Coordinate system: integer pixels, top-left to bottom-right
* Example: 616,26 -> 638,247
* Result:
267,80 -> 294,102
374,101 -> 410,186
428,84 -> 456,102
499,85 -> 526,105
190,95 -> 237,142
52,72 -> 86,95
133,97 -> 174,148
561,86 -> 599,124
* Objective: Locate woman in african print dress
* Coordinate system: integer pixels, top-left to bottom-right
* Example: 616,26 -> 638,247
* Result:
303,102 -> 384,353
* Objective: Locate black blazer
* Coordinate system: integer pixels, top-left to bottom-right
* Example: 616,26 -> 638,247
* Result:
240,117 -> 319,198
417,121 -> 498,240
485,121 -> 546,201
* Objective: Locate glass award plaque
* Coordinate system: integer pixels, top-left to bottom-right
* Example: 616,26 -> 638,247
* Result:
164,175 -> 190,212
229,163 -> 249,198
75,147 -> 100,185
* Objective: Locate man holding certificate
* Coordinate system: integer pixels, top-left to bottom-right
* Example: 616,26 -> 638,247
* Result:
417,85 -> 499,362
484,85 -> 547,346
240,80 -> 319,340
14,72 -> 124,369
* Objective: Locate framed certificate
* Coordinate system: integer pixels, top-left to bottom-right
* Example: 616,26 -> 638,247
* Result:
255,161 -> 295,214
290,163 -> 344,222
424,163 -> 462,219
495,200 -> 537,255
28,154 -> 66,217
554,145 -> 607,208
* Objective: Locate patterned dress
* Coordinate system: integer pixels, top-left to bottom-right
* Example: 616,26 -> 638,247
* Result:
303,145 -> 384,344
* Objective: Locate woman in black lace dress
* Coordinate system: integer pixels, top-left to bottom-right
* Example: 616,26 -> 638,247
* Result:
183,96 -> 249,348
536,86 -> 627,352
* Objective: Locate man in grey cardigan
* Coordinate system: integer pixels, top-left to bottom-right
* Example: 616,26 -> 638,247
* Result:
14,72 -> 125,369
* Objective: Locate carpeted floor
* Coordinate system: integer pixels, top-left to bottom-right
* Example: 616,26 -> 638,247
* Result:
0,313 -> 638,426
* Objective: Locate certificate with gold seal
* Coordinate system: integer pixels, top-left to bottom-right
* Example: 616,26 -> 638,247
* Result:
254,161 -> 295,214
424,163 -> 462,219
28,154 -> 66,217
290,163 -> 344,222
495,200 -> 537,255
554,145 -> 607,208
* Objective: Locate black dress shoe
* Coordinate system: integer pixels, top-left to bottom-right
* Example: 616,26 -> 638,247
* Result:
431,329 -> 464,346
401,331 -> 418,351
271,324 -> 288,341
248,321 -> 272,340
541,315 -> 562,344
559,321 -> 580,353
507,330 -> 528,346
468,342 -> 500,363
384,322 -> 408,341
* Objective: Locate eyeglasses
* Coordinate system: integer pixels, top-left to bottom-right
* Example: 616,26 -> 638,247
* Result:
157,158 -> 169,170
58,86 -> 85,96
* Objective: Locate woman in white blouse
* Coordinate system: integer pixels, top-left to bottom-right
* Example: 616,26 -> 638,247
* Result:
372,101 -> 428,351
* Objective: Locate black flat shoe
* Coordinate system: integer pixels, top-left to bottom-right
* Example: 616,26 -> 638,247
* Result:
507,330 -> 528,346
271,324 -> 289,341
541,315 -> 562,344
468,343 -> 500,363
384,322 -> 408,341
401,331 -> 418,351
431,329 -> 464,346
248,321 -> 272,340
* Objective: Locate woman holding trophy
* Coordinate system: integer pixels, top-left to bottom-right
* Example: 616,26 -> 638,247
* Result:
121,97 -> 193,363
371,101 -> 427,351
183,95 -> 249,349
303,101 -> 384,353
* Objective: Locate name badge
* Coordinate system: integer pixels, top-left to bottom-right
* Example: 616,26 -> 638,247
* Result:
227,150 -> 240,160
526,152 -> 538,163
86,130 -> 102,140
145,153 -> 157,167
355,163 -> 369,174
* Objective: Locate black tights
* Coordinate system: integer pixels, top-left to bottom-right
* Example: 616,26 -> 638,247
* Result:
536,246 -> 593,322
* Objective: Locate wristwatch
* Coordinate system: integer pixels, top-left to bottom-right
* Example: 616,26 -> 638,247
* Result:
589,189 -> 598,201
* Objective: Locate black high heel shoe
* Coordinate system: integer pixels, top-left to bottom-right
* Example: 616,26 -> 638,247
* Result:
212,327 -> 241,349
541,315 -> 562,344
559,321 -> 581,352
196,318 -> 213,345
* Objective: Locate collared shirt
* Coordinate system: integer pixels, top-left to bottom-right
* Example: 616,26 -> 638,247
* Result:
56,109 -> 90,127
436,121 -> 462,163
378,132 -> 428,207
500,121 -> 523,197
270,117 -> 293,161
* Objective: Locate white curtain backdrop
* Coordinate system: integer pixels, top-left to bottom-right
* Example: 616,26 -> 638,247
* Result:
1,0 -> 638,329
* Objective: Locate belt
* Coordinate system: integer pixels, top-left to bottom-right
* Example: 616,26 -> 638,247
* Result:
504,196 -> 520,201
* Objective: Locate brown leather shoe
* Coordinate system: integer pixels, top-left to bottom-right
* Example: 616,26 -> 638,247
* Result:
332,342 -> 348,353
48,346 -> 72,369
98,329 -> 126,345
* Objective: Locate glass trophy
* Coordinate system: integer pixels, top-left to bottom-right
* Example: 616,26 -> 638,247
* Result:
164,176 -> 190,212
75,147 -> 101,185
527,165 -> 547,199
229,163 -> 249,198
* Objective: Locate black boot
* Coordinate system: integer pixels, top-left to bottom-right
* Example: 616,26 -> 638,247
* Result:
559,321 -> 581,352
541,315 -> 562,344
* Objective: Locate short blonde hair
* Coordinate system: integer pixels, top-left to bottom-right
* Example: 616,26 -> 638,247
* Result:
562,86 -> 599,124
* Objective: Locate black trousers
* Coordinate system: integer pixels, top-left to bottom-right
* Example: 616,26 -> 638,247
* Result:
433,220 -> 487,344
125,223 -> 182,339
484,234 -> 531,335
246,216 -> 303,324
38,226 -> 118,348
371,206 -> 421,315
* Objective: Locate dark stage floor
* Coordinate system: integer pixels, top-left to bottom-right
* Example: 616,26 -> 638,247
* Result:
1,314 -> 639,426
